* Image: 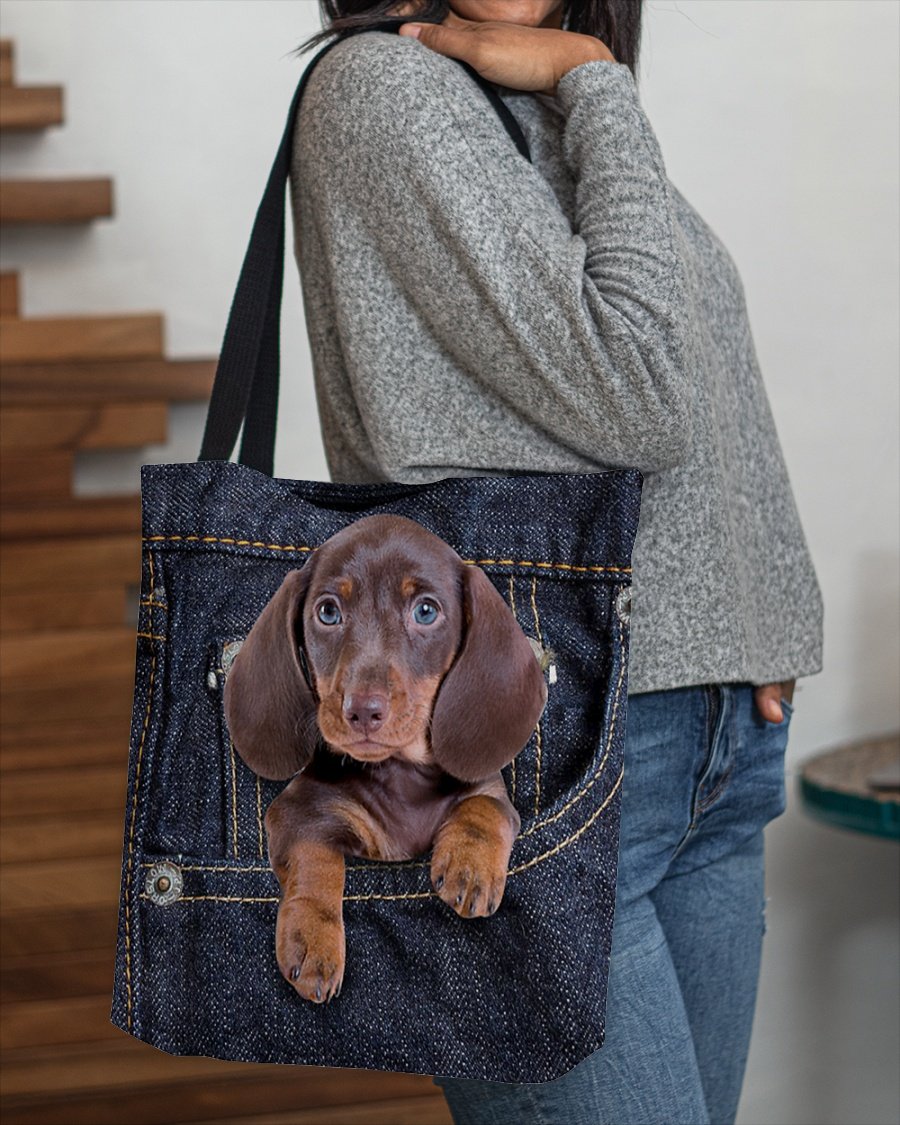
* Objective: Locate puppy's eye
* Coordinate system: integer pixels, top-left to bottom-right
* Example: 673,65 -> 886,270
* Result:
317,599 -> 342,625
412,600 -> 439,626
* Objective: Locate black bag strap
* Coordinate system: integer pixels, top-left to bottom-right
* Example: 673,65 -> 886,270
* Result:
198,22 -> 532,475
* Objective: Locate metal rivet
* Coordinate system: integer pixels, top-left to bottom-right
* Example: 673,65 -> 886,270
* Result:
145,861 -> 183,906
527,636 -> 558,684
615,586 -> 632,625
221,640 -> 244,675
206,670 -> 219,690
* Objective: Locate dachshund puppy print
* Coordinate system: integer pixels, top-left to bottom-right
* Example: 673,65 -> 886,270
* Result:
223,514 -> 548,1005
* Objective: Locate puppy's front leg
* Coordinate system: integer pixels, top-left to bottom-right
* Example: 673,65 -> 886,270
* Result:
265,786 -> 347,1004
430,774 -> 521,918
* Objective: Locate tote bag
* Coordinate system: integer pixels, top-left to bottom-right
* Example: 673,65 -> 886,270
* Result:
110,26 -> 644,1084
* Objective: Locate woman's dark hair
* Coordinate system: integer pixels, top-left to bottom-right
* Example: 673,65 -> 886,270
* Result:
291,2 -> 643,81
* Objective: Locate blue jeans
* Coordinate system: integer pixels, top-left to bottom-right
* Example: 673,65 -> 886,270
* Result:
432,680 -> 793,1124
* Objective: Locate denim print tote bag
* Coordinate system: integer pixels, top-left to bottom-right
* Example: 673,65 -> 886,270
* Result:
110,24 -> 644,1084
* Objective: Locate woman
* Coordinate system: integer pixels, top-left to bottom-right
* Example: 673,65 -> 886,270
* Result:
289,2 -> 824,1122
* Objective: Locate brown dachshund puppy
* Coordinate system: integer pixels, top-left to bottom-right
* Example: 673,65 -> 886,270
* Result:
223,514 -> 548,1005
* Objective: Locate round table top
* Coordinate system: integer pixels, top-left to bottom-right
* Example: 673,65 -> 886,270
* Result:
799,732 -> 900,840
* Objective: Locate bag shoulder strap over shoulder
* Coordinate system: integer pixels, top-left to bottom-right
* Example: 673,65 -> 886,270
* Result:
198,22 -> 532,476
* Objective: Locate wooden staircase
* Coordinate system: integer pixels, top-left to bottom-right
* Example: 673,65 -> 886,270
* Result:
0,37 -> 452,1125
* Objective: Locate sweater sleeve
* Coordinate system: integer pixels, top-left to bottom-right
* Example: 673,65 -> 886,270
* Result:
296,33 -> 695,473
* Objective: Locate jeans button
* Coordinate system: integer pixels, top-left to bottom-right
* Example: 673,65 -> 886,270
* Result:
221,639 -> 244,675
146,861 -> 183,906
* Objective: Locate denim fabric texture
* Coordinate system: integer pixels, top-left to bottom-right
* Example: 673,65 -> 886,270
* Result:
434,682 -> 793,1120
110,459 -> 643,1082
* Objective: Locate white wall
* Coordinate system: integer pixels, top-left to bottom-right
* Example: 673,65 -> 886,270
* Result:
1,2 -> 897,1122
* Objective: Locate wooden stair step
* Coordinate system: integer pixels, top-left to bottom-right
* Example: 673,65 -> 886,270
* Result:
1,493 -> 141,543
0,40 -> 13,86
0,356 -> 216,404
0,585 -> 130,632
1,946 -> 114,1005
190,1099 -> 451,1125
1,811 -> 124,865
1,533 -> 140,593
0,715 -> 129,772
0,84 -> 64,131
0,1092 -> 448,1125
0,764 -> 128,820
0,1036 -> 264,1097
1,401 -> 168,452
0,313 -> 163,364
0,450 -> 72,502
1,270 -> 19,315
0,855 -> 121,915
2,626 -> 137,686
1,679 -> 134,732
1,906 -> 115,958
0,177 -> 113,224
2,995 -> 119,1051
0,1037 -> 435,1110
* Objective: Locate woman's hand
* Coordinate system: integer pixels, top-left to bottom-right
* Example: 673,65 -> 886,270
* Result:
754,678 -> 796,724
398,10 -> 615,96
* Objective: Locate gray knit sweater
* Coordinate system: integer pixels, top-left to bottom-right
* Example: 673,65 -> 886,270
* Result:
287,29 -> 824,695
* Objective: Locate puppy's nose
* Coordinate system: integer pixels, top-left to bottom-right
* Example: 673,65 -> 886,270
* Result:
343,693 -> 389,735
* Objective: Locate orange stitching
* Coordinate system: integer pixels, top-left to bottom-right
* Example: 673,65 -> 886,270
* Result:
506,575 -> 517,805
229,734 -> 239,859
124,550 -> 157,1031
142,861 -> 270,873
138,891 -> 430,903
136,632 -> 166,641
141,533 -> 630,575
508,766 -> 624,876
139,599 -> 168,610
143,534 -> 315,553
256,775 -> 265,860
529,576 -> 545,817
467,559 -> 629,574
140,893 -> 279,904
139,859 -> 432,874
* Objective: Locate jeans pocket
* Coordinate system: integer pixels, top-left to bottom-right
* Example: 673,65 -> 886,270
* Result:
757,696 -> 791,823
778,696 -> 794,722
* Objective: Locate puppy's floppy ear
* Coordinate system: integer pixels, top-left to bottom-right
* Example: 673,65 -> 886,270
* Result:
430,564 -> 548,784
223,566 -> 318,781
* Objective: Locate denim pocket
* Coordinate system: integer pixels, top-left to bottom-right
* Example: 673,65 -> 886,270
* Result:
755,693 -> 791,823
500,573 -> 620,823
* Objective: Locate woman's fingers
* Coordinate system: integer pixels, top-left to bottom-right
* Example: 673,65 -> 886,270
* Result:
398,16 -> 606,94
753,679 -> 796,723
399,15 -> 488,63
754,684 -> 784,724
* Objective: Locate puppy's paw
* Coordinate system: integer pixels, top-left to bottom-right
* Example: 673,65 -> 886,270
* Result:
430,830 -> 509,918
275,895 -> 345,1003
